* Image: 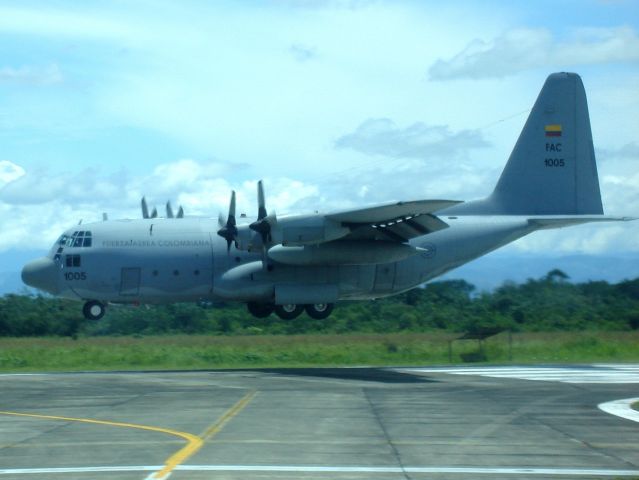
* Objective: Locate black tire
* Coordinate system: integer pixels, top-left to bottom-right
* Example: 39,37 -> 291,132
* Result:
305,303 -> 334,320
274,304 -> 304,320
247,301 -> 274,318
82,300 -> 106,320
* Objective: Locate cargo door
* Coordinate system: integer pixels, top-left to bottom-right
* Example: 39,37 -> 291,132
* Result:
374,263 -> 396,292
119,267 -> 141,296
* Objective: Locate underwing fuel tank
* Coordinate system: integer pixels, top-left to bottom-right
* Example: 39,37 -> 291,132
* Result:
267,240 -> 422,266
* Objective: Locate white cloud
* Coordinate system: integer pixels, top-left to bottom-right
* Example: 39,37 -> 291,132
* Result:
0,5 -> 141,42
0,64 -> 63,85
335,118 -> 490,160
429,26 -> 639,80
0,159 -> 321,251
0,161 -> 25,185
289,44 -> 319,62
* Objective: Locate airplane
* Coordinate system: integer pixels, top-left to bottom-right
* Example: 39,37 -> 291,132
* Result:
21,72 -> 634,321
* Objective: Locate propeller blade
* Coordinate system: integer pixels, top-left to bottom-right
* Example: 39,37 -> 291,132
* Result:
217,190 -> 238,252
177,206 -> 184,218
150,207 -> 158,219
141,197 -> 149,219
229,189 -> 236,219
166,202 -> 174,218
251,180 -> 274,246
257,180 -> 267,220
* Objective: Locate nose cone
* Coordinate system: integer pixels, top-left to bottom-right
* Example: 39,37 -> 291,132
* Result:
22,257 -> 59,294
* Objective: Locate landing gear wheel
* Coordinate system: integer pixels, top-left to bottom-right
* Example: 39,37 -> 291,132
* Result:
83,300 -> 106,320
305,303 -> 334,320
274,304 -> 304,320
247,302 -> 275,318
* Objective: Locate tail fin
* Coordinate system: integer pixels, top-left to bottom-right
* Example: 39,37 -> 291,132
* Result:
472,72 -> 603,215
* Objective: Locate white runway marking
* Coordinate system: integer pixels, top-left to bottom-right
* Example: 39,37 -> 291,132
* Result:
2,465 -> 639,477
598,397 -> 639,423
398,365 -> 639,383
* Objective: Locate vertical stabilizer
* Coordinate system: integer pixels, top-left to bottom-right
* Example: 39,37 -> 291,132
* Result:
466,72 -> 604,215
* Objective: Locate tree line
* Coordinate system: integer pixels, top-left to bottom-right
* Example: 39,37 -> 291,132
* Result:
1,270 -> 638,337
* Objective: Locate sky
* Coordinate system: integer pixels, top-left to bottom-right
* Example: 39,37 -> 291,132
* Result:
0,0 -> 638,274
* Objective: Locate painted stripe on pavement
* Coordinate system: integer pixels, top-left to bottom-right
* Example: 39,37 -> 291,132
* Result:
398,365 -> 639,383
598,397 -> 639,423
145,390 -> 257,480
2,465 -> 639,476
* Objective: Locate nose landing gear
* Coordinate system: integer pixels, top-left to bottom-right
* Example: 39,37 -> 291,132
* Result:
82,300 -> 106,320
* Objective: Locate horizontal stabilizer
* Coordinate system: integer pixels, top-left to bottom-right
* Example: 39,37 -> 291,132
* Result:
528,215 -> 637,230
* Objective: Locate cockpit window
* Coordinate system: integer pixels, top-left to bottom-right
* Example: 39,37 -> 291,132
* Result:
66,231 -> 93,248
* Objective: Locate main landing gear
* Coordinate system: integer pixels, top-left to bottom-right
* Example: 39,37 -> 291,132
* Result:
247,302 -> 334,320
305,303 -> 334,320
82,300 -> 106,320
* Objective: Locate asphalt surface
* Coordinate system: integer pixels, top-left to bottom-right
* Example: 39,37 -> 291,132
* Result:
0,366 -> 638,480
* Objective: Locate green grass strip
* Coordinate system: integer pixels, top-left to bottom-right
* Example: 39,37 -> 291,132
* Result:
1,331 -> 638,373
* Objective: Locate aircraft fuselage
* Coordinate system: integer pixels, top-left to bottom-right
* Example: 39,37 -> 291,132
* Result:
41,214 -> 533,305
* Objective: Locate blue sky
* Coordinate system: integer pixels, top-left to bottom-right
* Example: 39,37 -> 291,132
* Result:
0,0 -> 638,268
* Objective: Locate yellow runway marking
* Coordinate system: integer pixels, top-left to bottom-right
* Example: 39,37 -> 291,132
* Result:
200,390 -> 257,441
0,389 -> 257,480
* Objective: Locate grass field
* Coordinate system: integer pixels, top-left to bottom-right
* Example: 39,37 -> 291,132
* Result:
0,331 -> 638,372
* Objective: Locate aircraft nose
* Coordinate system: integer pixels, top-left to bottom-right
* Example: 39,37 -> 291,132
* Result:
22,257 -> 59,294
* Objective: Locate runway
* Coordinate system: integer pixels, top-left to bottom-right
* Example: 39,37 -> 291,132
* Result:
1,366 -> 638,479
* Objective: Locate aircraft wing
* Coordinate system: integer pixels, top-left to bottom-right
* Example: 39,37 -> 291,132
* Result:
327,199 -> 462,243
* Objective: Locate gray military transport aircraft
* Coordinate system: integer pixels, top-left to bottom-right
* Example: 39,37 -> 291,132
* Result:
22,72 -> 634,320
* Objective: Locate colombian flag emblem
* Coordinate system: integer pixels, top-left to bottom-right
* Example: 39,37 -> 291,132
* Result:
545,124 -> 562,137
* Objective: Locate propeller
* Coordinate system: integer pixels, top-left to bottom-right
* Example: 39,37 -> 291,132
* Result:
247,180 -> 278,271
249,180 -> 276,246
142,197 -> 183,219
217,190 -> 238,252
